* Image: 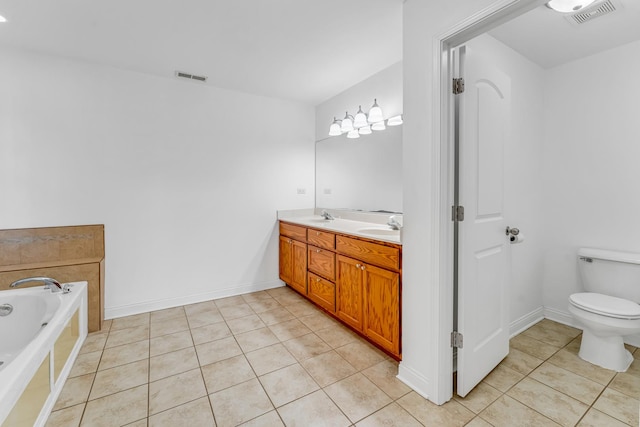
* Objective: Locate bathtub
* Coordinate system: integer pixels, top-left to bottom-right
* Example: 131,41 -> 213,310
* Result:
0,282 -> 88,427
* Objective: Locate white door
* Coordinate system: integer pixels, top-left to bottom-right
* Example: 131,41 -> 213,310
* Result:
456,45 -> 512,397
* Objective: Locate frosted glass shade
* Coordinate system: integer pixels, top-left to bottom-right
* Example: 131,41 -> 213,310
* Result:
329,118 -> 342,136
341,113 -> 354,132
372,121 -> 386,131
347,129 -> 360,139
368,99 -> 384,123
387,115 -> 403,126
358,125 -> 372,135
353,106 -> 368,128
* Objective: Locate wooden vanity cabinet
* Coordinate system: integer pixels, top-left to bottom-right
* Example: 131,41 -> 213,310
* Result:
279,223 -> 308,296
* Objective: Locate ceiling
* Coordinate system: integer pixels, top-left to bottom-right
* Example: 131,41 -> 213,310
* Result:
0,0 -> 403,105
489,0 -> 640,69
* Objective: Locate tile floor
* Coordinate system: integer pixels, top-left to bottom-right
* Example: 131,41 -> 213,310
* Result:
46,286 -> 640,426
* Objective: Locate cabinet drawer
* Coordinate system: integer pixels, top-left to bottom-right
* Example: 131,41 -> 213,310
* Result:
308,246 -> 335,281
307,229 -> 335,250
308,272 -> 336,313
279,222 -> 307,242
336,235 -> 400,271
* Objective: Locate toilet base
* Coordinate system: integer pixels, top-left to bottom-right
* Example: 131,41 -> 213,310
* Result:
579,329 -> 633,372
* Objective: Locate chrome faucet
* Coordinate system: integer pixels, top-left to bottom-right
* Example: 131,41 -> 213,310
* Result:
10,277 -> 65,293
320,209 -> 335,220
387,215 -> 402,230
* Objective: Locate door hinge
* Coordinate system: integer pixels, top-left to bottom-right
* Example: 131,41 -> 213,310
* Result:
451,331 -> 464,348
453,77 -> 465,94
452,205 -> 465,222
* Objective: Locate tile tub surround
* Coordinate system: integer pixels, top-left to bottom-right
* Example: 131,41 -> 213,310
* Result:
48,289 -> 639,426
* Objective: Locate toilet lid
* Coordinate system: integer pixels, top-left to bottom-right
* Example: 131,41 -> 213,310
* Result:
570,292 -> 640,319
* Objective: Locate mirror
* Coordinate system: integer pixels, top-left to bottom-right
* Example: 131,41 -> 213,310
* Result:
315,125 -> 402,213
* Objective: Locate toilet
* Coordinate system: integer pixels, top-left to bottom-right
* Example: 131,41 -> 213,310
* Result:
568,248 -> 640,372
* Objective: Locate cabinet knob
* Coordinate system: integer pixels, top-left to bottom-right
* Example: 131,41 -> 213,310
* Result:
316,232 -> 320,236
316,249 -> 321,253
356,263 -> 361,268
361,265 -> 366,271
316,278 -> 321,282
288,239 -> 292,244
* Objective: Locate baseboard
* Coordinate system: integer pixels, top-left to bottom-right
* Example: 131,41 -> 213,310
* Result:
510,307 -> 544,338
105,280 -> 285,319
397,362 -> 432,401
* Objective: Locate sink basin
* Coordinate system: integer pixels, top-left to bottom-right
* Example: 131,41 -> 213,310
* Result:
357,227 -> 399,236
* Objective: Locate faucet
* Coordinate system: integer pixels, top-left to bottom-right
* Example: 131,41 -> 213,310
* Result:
10,277 -> 65,293
387,215 -> 402,230
320,209 -> 335,220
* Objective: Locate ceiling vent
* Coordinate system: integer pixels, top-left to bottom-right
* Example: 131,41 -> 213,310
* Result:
565,0 -> 619,25
175,71 -> 208,82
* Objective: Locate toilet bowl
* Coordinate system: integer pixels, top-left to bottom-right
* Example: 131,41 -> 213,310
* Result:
569,248 -> 640,372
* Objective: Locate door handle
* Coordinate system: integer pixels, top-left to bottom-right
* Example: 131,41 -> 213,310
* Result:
505,226 -> 519,236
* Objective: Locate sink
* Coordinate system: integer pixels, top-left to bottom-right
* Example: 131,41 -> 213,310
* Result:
357,227 -> 399,237
307,218 -> 332,223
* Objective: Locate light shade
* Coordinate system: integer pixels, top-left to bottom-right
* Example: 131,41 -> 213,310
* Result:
0,15 -> 6,22
340,112 -> 354,132
546,0 -> 596,12
353,105 -> 368,128
358,125 -> 372,135
387,115 -> 403,126
347,129 -> 360,139
329,118 -> 342,136
368,99 -> 384,123
372,121 -> 386,131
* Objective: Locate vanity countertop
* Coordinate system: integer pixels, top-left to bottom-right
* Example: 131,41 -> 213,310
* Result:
279,215 -> 402,245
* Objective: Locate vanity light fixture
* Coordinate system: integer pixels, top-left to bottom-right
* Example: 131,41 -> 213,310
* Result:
387,115 -> 403,126
367,99 -> 384,124
358,125 -> 372,135
546,0 -> 596,12
329,117 -> 342,136
340,112 -> 354,133
347,129 -> 360,139
353,105 -> 368,128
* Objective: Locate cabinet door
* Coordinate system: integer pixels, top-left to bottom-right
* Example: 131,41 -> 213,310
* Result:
336,255 -> 364,331
279,236 -> 293,285
363,263 -> 400,355
291,239 -> 308,295
308,272 -> 336,313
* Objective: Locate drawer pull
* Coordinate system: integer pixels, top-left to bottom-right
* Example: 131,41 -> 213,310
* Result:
288,239 -> 292,244
316,232 -> 320,236
316,278 -> 321,282
356,263 -> 361,268
361,265 -> 366,271
316,249 -> 321,253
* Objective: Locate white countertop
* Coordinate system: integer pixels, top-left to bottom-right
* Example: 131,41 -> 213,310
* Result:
279,215 -> 402,245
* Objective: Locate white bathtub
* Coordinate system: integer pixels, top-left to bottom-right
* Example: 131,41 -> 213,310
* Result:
0,282 -> 88,426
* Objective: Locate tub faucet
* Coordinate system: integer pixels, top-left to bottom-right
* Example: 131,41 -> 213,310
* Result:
320,210 -> 335,220
10,277 -> 64,293
387,215 -> 402,231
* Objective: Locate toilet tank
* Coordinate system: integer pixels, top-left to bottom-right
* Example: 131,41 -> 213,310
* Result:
578,248 -> 640,303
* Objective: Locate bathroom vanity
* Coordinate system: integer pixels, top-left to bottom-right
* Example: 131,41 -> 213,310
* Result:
278,216 -> 402,359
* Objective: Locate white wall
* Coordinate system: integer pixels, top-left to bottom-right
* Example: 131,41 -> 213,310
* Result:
542,40 -> 640,327
0,48 -> 315,318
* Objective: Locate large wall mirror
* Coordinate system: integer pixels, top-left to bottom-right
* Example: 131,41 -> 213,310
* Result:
315,125 -> 402,213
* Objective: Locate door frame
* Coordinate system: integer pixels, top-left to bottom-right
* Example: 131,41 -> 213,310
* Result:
432,0 -> 546,404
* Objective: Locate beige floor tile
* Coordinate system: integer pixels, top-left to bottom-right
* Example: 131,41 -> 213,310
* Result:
509,333 -> 560,360
195,336 -> 242,366
246,298 -> 282,314
46,403 -> 85,427
324,373 -> 392,423
529,362 -> 605,405
501,348 -> 544,375
149,368 -> 207,415
105,325 -> 150,348
201,354 -> 255,394
239,410 -> 284,426
268,318 -> 312,341
548,349 -> 616,385
219,303 -> 255,320
149,346 -> 199,382
214,295 -> 247,308
361,359 -> 411,400
479,395 -> 560,427
69,350 -> 102,377
397,390 -> 474,427
283,333 -> 332,361
149,306 -> 185,322
235,327 -> 280,353
454,382 -> 502,414
53,373 -> 95,410
186,310 -> 224,329
335,340 -> 385,371
565,335 -> 582,354
149,316 -> 190,338
259,363 -> 320,407
80,332 -> 108,354
190,322 -> 232,345
110,313 -> 149,331
507,377 -> 588,426
101,319 -> 112,332
226,314 -> 266,334
149,330 -> 193,357
464,417 -> 494,427
124,420 -> 147,427
278,390 -> 351,427
241,290 -> 274,303
301,350 -> 357,387
245,343 -> 297,376
184,301 -> 217,317
284,301 -> 320,318
610,372 -> 640,399
356,402 -> 422,427
315,324 -> 358,348
577,408 -> 630,427
592,388 -> 640,426
99,340 -> 149,371
90,359 -> 149,400
521,320 -> 579,348
80,384 -> 148,427
299,312 -> 339,331
258,307 -> 296,326
626,357 -> 640,377
148,396 -> 214,427
482,364 -> 524,393
209,378 -> 273,426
